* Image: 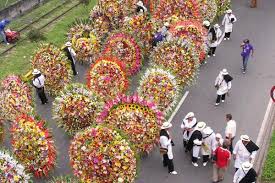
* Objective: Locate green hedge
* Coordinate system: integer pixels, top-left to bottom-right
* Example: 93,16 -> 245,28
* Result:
262,131 -> 275,182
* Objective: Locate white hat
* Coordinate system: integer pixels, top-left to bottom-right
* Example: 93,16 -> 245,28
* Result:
214,24 -> 220,28
161,122 -> 172,129
241,161 -> 253,171
203,126 -> 213,135
220,68 -> 229,75
164,22 -> 170,27
226,9 -> 232,14
195,121 -> 206,131
203,20 -> 210,27
137,1 -> 144,6
240,135 -> 250,141
185,112 -> 195,119
65,41 -> 72,47
215,133 -> 222,139
32,69 -> 41,75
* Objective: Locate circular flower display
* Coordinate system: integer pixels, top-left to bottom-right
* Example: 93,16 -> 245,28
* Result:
138,67 -> 180,115
48,176 -> 78,183
53,83 -> 104,135
69,125 -> 137,182
0,150 -> 31,182
170,19 -> 208,63
150,38 -> 199,86
10,115 -> 56,178
216,0 -> 231,17
97,94 -> 164,153
87,57 -> 129,101
197,0 -> 217,23
0,75 -> 33,121
103,32 -> 142,75
32,44 -> 72,96
90,6 -> 112,37
153,0 -> 200,21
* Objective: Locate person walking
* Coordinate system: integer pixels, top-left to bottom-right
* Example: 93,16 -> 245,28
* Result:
0,19 -> 10,45
159,122 -> 178,175
32,69 -> 48,105
241,39 -> 254,74
201,126 -> 216,166
181,112 -> 197,151
233,162 -> 257,183
212,143 -> 231,183
186,121 -> 206,167
222,9 -> 237,40
64,42 -> 78,76
214,69 -> 233,106
224,113 -> 236,153
207,24 -> 223,57
233,135 -> 259,171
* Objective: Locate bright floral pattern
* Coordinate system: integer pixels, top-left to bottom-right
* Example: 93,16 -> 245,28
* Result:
197,0 -> 217,23
216,0 -> 231,17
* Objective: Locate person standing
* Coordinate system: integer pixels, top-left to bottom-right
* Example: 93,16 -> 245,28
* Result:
32,69 -> 48,105
186,121 -> 206,167
159,122 -> 178,175
222,9 -> 237,40
233,135 -> 259,171
214,69 -> 233,106
64,42 -> 78,76
233,162 -> 257,183
0,19 -> 10,45
241,39 -> 254,74
212,143 -> 231,183
224,114 -> 236,153
213,133 -> 224,152
207,24 -> 223,57
201,126 -> 216,166
181,112 -> 197,151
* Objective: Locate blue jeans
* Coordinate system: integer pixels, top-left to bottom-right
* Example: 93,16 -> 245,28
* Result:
242,56 -> 249,71
0,30 -> 8,44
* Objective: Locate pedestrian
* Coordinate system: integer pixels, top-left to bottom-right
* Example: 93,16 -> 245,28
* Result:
224,113 -> 236,153
136,1 -> 147,14
63,42 -> 78,76
207,24 -> 223,57
233,135 -> 259,171
222,9 -> 237,40
159,122 -> 178,175
32,69 -> 48,105
152,22 -> 171,46
212,143 -> 231,183
0,19 -> 10,45
213,133 -> 224,151
233,161 -> 257,183
201,126 -> 216,166
241,39 -> 254,74
203,20 -> 211,30
186,121 -> 206,167
214,69 -> 233,106
181,112 -> 197,151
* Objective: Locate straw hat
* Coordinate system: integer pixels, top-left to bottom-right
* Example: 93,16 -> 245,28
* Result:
137,1 -> 144,6
161,122 -> 172,129
185,112 -> 195,119
241,161 -> 253,171
32,69 -> 41,75
65,41 -> 72,47
226,9 -> 232,14
240,135 -> 250,141
203,126 -> 213,135
195,121 -> 206,131
164,22 -> 170,27
220,68 -> 229,75
215,133 -> 222,139
214,24 -> 220,28
203,20 -> 210,27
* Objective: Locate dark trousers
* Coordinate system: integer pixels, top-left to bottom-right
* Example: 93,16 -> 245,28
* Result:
37,87 -> 48,104
70,60 -> 77,75
224,32 -> 231,38
208,47 -> 217,55
163,154 -> 174,173
203,155 -> 210,163
226,137 -> 235,153
192,156 -> 198,163
216,94 -> 226,103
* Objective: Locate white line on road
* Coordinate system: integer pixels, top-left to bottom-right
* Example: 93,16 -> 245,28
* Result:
168,91 -> 189,123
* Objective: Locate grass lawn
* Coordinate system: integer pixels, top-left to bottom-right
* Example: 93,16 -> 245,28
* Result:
262,131 -> 275,182
0,0 -> 97,81
0,0 -> 18,10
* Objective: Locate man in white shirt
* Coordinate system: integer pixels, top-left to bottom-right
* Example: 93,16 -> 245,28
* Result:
32,69 -> 48,104
224,114 -> 236,153
64,41 -> 78,75
233,161 -> 257,183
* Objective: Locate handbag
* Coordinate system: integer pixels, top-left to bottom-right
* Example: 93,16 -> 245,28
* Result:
159,147 -> 168,155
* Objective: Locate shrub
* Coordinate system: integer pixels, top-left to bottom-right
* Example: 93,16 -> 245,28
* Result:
27,28 -> 46,42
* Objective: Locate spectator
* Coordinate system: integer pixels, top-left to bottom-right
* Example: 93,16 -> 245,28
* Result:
201,126 -> 216,166
222,9 -> 237,40
207,24 -> 223,57
213,133 -> 224,151
63,42 -> 78,76
181,112 -> 197,151
233,161 -> 257,183
224,114 -> 236,153
32,69 -> 48,105
0,19 -> 10,45
241,39 -> 254,74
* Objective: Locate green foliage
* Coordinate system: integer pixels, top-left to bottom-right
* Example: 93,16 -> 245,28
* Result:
79,0 -> 90,5
262,132 -> 275,181
27,28 -> 46,42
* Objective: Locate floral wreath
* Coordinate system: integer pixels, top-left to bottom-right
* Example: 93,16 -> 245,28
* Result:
90,6 -> 112,37
69,125 -> 137,182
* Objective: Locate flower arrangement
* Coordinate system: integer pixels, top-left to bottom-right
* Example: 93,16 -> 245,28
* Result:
90,6 -> 112,37
197,0 -> 217,23
150,38 -> 200,86
0,150 -> 31,182
48,176 -> 79,183
215,0 -> 231,17
32,43 -> 72,96
122,14 -> 154,54
0,120 -> 3,143
87,57 -> 129,101
152,0 -> 200,21
97,94 -> 164,153
69,125 -> 137,182
137,67 -> 181,115
10,115 -> 56,178
0,75 -> 34,121
103,32 -> 142,75
170,19 -> 208,63
52,83 -> 104,135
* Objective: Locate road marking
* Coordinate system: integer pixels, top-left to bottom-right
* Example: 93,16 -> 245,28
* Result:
168,91 -> 189,123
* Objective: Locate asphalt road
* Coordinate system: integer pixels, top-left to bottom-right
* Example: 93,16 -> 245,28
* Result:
3,0 -> 275,182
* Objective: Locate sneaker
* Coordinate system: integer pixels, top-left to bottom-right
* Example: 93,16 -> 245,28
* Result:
203,162 -> 208,166
170,171 -> 178,175
6,42 -> 10,45
224,38 -> 227,41
213,54 -> 216,57
221,100 -> 225,103
192,162 -> 199,167
227,38 -> 230,40
243,71 -> 246,74
215,103 -> 220,106
197,157 -> 201,159
207,55 -> 211,58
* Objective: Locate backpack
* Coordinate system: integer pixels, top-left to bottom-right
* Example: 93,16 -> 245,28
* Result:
223,74 -> 233,83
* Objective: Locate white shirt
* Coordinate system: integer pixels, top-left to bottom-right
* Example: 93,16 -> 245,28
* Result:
32,75 -> 45,88
159,134 -> 173,159
181,118 -> 197,140
215,74 -> 232,95
233,140 -> 257,169
225,120 -> 236,138
233,167 -> 255,183
68,47 -> 76,57
222,13 -> 237,33
201,132 -> 216,155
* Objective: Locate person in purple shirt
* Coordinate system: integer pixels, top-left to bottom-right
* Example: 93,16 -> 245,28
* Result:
241,39 -> 254,74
